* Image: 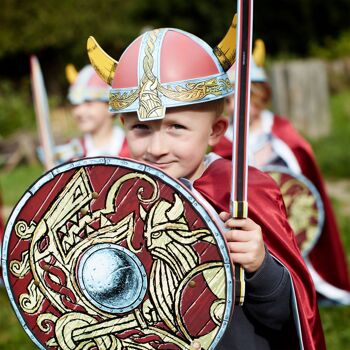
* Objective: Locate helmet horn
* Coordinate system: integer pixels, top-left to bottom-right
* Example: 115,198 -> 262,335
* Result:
252,39 -> 265,67
65,64 -> 78,84
213,14 -> 237,71
87,36 -> 118,85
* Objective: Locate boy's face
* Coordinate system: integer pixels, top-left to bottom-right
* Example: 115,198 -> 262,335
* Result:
122,103 -> 227,181
250,95 -> 265,124
224,91 -> 264,125
72,101 -> 112,134
224,94 -> 235,119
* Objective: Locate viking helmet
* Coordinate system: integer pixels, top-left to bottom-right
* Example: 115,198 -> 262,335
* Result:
87,15 -> 237,121
67,64 -> 111,105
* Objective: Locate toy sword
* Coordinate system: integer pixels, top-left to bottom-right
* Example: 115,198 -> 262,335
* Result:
231,0 -> 254,305
30,55 -> 56,171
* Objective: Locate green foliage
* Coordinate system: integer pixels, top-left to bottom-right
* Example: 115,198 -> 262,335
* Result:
0,290 -> 37,350
320,305 -> 350,349
2,0 -> 176,62
309,89 -> 350,179
0,164 -> 43,206
331,197 -> 350,266
310,31 -> 350,59
0,80 -> 36,138
1,0 -> 350,63
0,0 -> 136,58
1,0 -> 350,103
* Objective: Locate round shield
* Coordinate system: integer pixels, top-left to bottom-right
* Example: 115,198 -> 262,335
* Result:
262,165 -> 324,256
2,157 -> 233,350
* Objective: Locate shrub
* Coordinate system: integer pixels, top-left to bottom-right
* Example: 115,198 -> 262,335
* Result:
0,80 -> 36,138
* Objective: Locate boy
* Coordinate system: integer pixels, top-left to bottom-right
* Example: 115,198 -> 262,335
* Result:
213,40 -> 350,304
56,64 -> 130,163
87,24 -> 325,349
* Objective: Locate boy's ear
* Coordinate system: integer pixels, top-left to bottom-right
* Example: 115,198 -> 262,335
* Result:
120,116 -> 125,125
208,116 -> 229,147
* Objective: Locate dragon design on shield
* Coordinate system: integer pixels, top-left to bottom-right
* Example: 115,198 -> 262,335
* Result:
5,161 -> 232,350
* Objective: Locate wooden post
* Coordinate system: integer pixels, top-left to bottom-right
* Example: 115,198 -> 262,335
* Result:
269,59 -> 330,139
326,57 -> 350,93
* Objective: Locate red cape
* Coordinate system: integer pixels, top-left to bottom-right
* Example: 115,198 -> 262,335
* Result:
193,158 -> 326,350
272,115 -> 350,291
118,139 -> 131,158
213,115 -> 350,292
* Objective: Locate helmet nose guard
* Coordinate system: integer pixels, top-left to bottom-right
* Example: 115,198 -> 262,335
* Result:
87,15 -> 237,121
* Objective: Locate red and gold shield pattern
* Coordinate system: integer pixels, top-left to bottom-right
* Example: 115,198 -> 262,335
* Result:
2,157 -> 233,350
263,165 -> 324,256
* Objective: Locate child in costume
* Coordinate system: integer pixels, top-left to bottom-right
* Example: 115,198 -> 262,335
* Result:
88,20 -> 325,349
213,40 -> 350,305
54,64 -> 130,162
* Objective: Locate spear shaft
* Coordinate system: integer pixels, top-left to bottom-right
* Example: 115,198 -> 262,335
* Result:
30,55 -> 56,171
231,0 -> 254,305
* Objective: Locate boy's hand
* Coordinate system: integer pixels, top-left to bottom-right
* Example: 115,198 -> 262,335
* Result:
219,211 -> 265,273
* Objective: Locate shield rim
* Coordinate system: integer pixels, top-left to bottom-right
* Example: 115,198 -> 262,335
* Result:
262,165 -> 325,257
2,156 -> 234,350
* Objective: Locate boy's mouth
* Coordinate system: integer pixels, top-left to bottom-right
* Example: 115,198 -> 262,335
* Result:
145,161 -> 175,169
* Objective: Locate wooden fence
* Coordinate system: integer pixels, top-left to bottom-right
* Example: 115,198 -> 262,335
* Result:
268,59 -> 330,139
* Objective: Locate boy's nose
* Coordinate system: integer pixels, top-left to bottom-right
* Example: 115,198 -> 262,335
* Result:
72,102 -> 88,117
147,132 -> 168,158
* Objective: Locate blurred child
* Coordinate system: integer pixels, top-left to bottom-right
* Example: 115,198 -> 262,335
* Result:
54,64 -> 130,163
88,22 -> 325,349
213,40 -> 350,305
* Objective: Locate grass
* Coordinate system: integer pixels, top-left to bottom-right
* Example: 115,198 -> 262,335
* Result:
309,89 -> 350,179
0,166 -> 42,350
320,304 -> 350,348
0,90 -> 350,349
0,163 -> 43,208
0,289 -> 37,350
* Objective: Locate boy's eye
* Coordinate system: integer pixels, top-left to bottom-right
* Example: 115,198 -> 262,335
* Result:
171,124 -> 186,130
132,124 -> 149,130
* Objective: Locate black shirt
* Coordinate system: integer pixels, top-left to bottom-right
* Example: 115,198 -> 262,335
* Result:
216,250 -> 299,350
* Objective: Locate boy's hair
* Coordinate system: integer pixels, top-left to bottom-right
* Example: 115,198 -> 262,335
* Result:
192,99 -> 225,118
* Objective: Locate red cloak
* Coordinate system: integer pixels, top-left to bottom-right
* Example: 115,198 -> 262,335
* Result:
213,114 -> 350,292
193,158 -> 326,350
272,115 -> 350,291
